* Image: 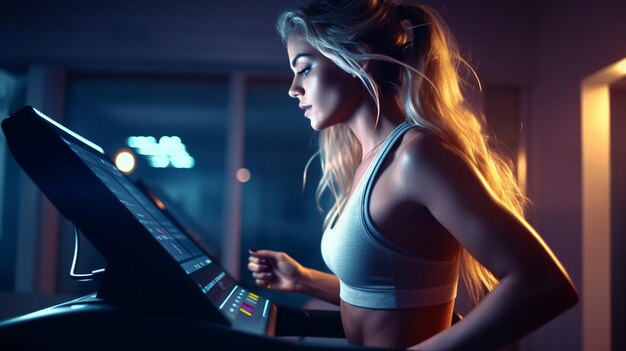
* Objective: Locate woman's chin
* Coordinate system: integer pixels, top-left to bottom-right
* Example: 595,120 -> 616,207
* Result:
308,118 -> 324,131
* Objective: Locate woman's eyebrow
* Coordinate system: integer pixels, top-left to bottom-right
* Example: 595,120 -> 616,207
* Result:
291,53 -> 312,68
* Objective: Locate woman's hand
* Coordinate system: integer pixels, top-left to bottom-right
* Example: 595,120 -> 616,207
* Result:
248,249 -> 340,304
247,249 -> 307,292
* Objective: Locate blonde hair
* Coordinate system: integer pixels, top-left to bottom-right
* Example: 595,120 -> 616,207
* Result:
277,0 -> 528,304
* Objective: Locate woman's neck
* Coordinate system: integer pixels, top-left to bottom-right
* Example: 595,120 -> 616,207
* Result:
346,101 -> 406,161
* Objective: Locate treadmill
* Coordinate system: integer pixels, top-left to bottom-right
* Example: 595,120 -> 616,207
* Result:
0,106 -> 396,350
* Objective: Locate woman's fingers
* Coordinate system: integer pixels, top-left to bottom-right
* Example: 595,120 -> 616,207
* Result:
248,255 -> 271,265
252,271 -> 274,280
247,261 -> 272,273
249,249 -> 281,261
255,279 -> 272,288
248,249 -> 281,290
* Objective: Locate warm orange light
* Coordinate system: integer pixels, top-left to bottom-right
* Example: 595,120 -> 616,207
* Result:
581,57 -> 625,351
516,149 -> 527,195
617,59 -> 626,74
585,57 -> 626,84
154,198 -> 165,210
115,150 -> 136,174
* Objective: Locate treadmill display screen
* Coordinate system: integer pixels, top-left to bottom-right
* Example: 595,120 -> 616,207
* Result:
1,106 -> 274,335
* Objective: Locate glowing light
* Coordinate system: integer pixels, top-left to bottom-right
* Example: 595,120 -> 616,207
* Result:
33,107 -> 104,154
581,60 -> 619,351
617,59 -> 626,74
516,149 -> 527,195
236,168 -> 251,183
115,150 -> 136,173
170,154 -> 195,169
149,155 -> 170,168
154,198 -> 166,210
126,135 -> 195,169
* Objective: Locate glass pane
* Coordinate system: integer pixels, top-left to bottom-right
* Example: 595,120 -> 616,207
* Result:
60,73 -> 229,295
0,67 -> 27,291
241,78 -> 327,307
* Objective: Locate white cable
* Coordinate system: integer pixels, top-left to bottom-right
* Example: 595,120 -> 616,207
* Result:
70,224 -> 105,281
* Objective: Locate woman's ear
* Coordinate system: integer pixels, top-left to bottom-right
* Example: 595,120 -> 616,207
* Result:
400,19 -> 415,43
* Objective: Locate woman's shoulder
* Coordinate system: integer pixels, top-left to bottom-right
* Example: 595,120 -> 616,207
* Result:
396,128 -> 463,170
390,128 -> 475,197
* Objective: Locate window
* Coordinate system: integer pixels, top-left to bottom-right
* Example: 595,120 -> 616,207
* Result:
240,77 -> 327,307
59,73 -> 229,294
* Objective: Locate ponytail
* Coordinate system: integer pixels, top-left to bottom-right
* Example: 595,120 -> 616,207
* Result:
398,4 -> 526,303
277,0 -> 527,305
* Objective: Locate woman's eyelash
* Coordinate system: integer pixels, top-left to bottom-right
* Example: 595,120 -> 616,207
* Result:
297,66 -> 311,76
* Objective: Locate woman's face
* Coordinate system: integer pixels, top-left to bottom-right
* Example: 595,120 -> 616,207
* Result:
287,32 -> 364,130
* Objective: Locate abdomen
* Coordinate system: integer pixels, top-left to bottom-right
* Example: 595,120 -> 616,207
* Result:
340,299 -> 455,348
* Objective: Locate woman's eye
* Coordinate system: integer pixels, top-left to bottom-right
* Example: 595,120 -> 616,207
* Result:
297,66 -> 311,77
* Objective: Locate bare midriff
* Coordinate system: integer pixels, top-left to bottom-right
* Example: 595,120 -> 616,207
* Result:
340,299 -> 455,349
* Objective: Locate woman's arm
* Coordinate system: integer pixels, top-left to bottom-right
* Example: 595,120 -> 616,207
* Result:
397,135 -> 578,351
248,249 -> 341,305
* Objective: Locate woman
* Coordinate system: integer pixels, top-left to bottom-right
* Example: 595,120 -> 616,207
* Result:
248,0 -> 578,349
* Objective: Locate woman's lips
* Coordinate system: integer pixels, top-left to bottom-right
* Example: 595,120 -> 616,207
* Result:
299,104 -> 312,117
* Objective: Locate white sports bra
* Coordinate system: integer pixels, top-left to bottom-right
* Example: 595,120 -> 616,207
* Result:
321,121 -> 460,309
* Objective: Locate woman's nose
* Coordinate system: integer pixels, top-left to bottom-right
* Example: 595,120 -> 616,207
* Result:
288,80 -> 303,98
